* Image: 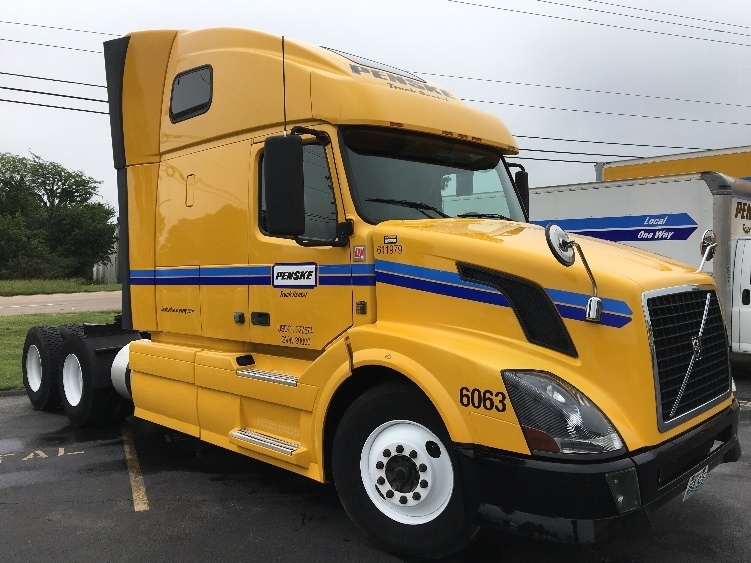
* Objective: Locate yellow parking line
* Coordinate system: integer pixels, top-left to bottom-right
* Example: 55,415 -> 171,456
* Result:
121,422 -> 149,512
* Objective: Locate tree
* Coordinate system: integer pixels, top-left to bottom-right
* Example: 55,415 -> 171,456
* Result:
0,152 -> 116,280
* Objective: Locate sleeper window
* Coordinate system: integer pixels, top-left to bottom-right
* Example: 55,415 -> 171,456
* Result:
170,65 -> 213,123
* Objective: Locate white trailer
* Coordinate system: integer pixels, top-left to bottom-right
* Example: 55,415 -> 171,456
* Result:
530,172 -> 751,358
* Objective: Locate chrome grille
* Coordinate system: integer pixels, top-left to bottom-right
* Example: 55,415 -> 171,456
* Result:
645,287 -> 730,431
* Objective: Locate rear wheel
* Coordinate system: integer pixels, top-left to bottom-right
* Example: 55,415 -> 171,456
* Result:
332,382 -> 479,559
22,326 -> 63,411
58,335 -> 115,427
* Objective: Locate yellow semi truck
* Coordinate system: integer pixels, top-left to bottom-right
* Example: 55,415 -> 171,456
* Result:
21,28 -> 741,558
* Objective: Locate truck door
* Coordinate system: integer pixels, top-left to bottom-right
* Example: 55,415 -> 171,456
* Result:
248,139 -> 352,350
731,238 -> 751,353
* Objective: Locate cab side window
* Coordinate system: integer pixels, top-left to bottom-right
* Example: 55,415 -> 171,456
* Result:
260,143 -> 338,239
170,65 -> 213,123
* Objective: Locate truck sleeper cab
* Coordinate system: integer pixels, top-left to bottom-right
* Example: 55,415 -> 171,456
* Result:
22,28 -> 739,559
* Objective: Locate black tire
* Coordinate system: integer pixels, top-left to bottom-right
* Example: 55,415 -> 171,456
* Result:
58,323 -> 85,340
332,382 -> 479,559
58,335 -> 115,427
22,326 -> 63,411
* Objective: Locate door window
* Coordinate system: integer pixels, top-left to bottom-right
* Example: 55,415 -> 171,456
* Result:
259,143 -> 338,239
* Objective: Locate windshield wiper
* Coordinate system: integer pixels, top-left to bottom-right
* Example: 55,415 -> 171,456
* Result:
366,198 -> 449,218
457,212 -> 512,221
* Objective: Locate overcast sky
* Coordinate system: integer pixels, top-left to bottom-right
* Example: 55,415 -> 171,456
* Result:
1,0 -> 750,211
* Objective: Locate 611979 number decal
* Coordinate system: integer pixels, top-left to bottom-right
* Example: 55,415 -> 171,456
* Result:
459,387 -> 507,412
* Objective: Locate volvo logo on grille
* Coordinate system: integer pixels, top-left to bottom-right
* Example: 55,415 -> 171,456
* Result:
670,293 -> 712,418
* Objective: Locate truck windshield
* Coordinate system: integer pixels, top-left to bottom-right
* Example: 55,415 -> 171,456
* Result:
341,127 -> 525,223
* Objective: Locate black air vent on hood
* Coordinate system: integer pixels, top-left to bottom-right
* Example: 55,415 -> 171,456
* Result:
457,263 -> 578,357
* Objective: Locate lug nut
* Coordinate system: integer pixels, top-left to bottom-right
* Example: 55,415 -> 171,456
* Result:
377,477 -> 385,485
383,449 -> 391,458
386,490 -> 394,498
420,479 -> 428,488
395,445 -> 404,453
376,461 -> 384,470
399,496 -> 407,504
412,492 -> 421,500
409,450 -> 417,459
419,463 -> 427,472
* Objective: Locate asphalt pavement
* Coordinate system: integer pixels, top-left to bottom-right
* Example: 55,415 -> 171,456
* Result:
0,291 -> 122,316
1,385 -> 751,563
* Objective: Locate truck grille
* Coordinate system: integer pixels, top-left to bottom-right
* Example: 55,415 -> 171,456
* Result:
645,287 -> 730,430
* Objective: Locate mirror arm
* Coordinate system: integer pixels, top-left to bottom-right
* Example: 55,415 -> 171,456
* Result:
294,219 -> 353,248
290,125 -> 331,146
563,240 -> 603,323
695,243 -> 717,273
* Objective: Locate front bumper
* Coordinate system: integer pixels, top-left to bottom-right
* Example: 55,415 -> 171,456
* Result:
457,400 -> 741,543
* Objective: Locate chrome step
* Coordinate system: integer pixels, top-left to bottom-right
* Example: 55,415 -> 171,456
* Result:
236,368 -> 298,387
230,429 -> 299,456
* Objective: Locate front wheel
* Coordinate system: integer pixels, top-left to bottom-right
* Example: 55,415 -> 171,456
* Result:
332,382 -> 479,559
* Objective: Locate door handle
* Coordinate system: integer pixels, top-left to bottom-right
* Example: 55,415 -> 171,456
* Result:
743,289 -> 750,306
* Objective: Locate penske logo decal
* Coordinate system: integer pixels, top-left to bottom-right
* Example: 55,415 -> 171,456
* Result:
272,263 -> 318,289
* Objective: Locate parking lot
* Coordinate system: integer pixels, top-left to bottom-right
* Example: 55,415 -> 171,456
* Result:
2,387 -> 751,563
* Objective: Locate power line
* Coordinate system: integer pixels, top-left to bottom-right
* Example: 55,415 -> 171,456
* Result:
0,71 -> 106,88
464,98 -> 751,126
531,0 -> 751,38
514,135 -> 706,151
418,72 -> 751,110
0,98 -> 108,114
0,86 -> 710,152
0,86 -> 107,103
0,19 -> 117,36
584,0 -> 751,31
446,0 -> 751,48
0,37 -> 101,53
521,148 -> 642,159
509,156 -> 599,164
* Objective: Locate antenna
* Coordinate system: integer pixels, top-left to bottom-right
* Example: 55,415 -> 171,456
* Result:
282,35 -> 287,136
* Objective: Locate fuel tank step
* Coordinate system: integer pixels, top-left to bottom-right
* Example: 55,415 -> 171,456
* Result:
236,368 -> 298,387
229,428 -> 300,456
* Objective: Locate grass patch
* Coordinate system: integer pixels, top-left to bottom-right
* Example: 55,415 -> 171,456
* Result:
0,278 -> 121,297
0,310 -> 121,391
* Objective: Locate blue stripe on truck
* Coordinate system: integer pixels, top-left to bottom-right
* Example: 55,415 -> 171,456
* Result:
531,213 -> 698,242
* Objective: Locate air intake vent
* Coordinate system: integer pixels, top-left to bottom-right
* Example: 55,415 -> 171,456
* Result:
645,287 -> 730,431
457,263 -> 577,357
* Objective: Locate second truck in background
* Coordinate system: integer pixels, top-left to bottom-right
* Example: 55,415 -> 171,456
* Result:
530,172 -> 751,359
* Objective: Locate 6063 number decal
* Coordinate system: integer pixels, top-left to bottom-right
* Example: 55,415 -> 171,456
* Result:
459,387 -> 507,412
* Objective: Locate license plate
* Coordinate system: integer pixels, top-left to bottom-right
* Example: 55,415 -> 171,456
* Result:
683,465 -> 709,502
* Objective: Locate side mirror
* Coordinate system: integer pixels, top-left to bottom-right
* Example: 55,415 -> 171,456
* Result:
515,170 -> 529,218
507,162 -> 529,220
700,229 -> 716,261
264,134 -> 305,236
545,223 -> 575,267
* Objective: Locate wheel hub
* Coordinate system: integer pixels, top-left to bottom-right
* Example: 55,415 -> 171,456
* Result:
385,454 -> 420,494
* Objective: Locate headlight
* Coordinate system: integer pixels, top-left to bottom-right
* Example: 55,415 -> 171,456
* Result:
502,370 -> 624,455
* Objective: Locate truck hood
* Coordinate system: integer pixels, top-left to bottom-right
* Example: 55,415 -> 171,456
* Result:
372,219 -> 707,298
369,219 -> 720,449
